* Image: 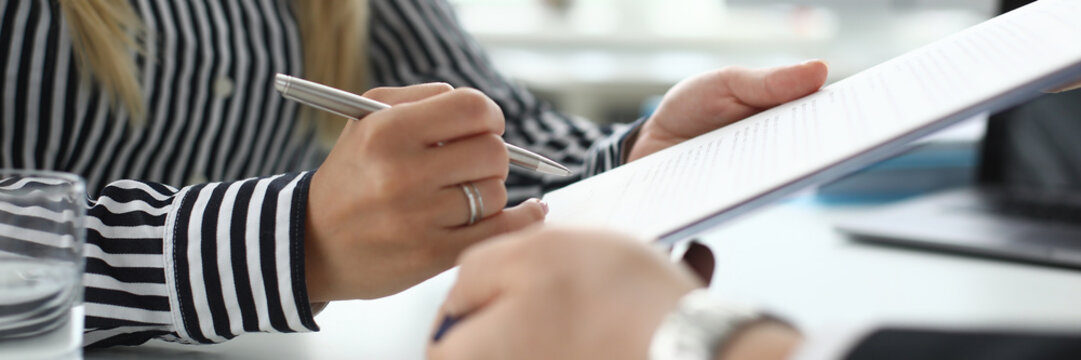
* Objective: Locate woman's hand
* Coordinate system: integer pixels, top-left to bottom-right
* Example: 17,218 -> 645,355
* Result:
304,84 -> 547,302
428,227 -> 703,360
628,60 -> 830,162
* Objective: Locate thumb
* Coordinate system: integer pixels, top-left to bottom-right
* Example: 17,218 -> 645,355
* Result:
729,60 -> 829,108
440,198 -> 547,255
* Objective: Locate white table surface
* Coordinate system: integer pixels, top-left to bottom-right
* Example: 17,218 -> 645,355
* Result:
84,199 -> 1081,359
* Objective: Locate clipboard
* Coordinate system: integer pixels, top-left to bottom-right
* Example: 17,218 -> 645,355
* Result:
541,0 -> 1081,245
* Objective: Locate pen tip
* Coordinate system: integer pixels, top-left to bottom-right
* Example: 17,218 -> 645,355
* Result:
538,162 -> 573,177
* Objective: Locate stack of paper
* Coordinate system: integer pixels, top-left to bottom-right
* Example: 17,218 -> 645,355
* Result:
543,0 -> 1081,243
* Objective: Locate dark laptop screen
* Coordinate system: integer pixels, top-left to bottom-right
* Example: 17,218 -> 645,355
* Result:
978,0 -> 1081,194
979,85 -> 1081,192
1000,0 -> 1033,13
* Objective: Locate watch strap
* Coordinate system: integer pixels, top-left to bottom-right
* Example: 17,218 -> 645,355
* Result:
649,289 -> 765,360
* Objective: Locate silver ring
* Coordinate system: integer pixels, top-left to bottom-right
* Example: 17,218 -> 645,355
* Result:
460,183 -> 481,226
470,182 -> 484,222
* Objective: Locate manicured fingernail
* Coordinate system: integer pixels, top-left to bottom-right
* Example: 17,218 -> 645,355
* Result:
433,314 -> 461,342
538,199 -> 549,215
802,58 -> 828,67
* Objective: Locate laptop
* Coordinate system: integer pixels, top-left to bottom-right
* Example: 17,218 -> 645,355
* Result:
835,87 -> 1081,268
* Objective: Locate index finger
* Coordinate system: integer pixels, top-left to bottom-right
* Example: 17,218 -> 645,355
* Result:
428,299 -> 514,360
439,230 -> 525,317
387,88 -> 506,146
427,234 -> 523,359
363,82 -> 455,105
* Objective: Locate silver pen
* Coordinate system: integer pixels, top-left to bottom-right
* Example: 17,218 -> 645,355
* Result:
274,74 -> 572,177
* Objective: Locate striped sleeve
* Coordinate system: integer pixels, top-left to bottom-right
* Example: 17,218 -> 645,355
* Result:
81,172 -> 318,347
368,0 -> 644,204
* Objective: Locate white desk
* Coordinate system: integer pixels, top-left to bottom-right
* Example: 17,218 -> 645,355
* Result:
85,199 -> 1081,359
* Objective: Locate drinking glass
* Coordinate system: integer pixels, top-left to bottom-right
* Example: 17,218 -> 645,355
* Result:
0,170 -> 85,360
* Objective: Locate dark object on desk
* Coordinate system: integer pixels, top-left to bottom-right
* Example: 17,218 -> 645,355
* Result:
844,328 -> 1081,360
836,89 -> 1081,269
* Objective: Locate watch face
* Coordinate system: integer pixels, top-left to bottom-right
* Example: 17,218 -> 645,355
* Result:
650,291 -> 762,360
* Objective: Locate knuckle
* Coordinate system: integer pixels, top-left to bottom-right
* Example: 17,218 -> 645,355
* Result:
449,88 -> 505,135
453,88 -> 498,118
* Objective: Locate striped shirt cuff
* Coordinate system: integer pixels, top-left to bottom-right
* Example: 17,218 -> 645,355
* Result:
583,117 -> 646,177
162,172 -> 318,344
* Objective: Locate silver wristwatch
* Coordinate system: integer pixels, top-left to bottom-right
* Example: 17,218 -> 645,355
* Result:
649,289 -> 764,360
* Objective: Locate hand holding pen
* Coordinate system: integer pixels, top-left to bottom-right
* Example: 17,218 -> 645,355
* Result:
276,74 -> 571,176
298,82 -> 550,302
428,227 -> 703,360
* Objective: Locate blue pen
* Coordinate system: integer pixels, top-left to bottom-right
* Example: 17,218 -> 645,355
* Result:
432,314 -> 462,342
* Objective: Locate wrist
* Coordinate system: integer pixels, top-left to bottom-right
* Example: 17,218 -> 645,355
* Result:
626,121 -> 681,163
304,169 -> 335,302
649,289 -> 799,360
303,228 -> 331,302
620,119 -> 645,164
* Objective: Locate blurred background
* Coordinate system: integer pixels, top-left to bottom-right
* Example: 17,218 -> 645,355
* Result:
93,2 -> 1081,359
448,0 -> 997,123
448,0 -> 1000,203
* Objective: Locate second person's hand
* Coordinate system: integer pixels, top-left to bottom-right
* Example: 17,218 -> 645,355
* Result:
428,227 -> 703,360
628,60 -> 830,162
427,227 -> 803,360
304,83 -> 548,302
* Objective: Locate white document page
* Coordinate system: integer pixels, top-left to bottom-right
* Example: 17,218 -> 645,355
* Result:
543,0 -> 1081,241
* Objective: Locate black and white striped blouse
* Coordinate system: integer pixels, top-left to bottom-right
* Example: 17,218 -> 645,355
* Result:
1,0 -> 637,347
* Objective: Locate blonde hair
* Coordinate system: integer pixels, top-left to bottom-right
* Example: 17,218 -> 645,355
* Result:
58,0 -> 369,144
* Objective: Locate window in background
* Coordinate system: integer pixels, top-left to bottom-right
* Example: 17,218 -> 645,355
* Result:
447,0 -> 996,123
